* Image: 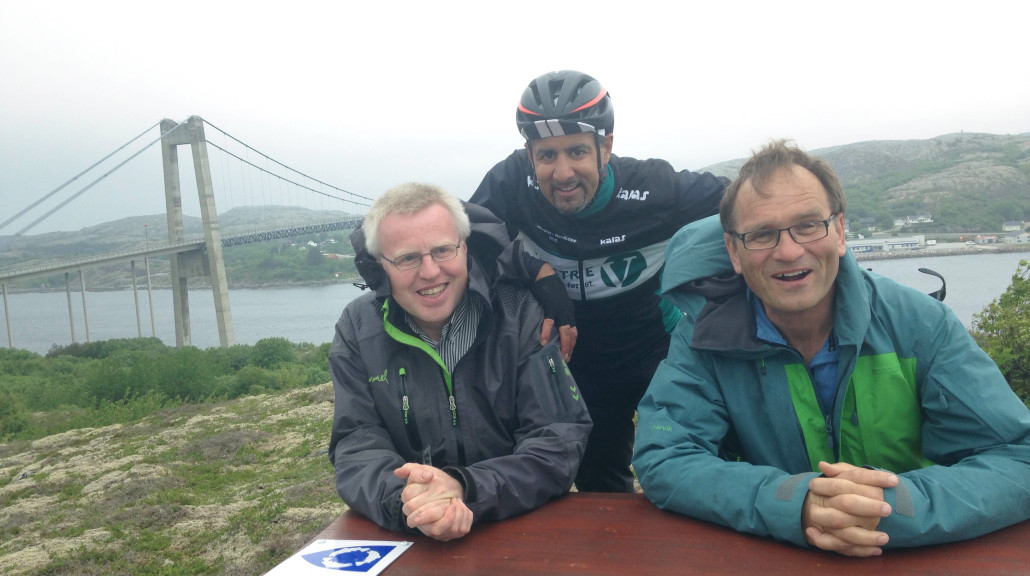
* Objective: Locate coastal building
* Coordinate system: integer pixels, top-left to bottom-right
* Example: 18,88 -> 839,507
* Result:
1002,220 -> 1026,232
1003,231 -> 1030,244
975,235 -> 999,244
893,214 -> 935,227
848,235 -> 926,253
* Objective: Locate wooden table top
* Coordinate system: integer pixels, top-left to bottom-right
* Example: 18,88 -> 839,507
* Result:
311,492 -> 1030,575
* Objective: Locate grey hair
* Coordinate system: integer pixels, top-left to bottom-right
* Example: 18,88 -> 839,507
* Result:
362,182 -> 472,258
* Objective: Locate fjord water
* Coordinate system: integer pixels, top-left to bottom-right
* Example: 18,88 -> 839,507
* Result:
3,283 -> 368,355
2,251 -> 1027,355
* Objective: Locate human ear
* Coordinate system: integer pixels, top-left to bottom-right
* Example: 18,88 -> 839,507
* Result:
725,234 -> 744,274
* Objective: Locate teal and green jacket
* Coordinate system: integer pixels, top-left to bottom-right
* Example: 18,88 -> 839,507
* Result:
633,216 -> 1030,549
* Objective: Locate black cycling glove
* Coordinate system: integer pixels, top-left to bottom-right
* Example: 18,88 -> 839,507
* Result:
530,274 -> 576,327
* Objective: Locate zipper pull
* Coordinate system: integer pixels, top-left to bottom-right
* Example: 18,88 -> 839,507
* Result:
548,356 -> 557,374
400,368 -> 410,425
824,413 -> 835,454
449,395 -> 457,426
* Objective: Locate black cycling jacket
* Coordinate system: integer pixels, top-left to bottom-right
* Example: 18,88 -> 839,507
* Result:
471,150 -> 728,369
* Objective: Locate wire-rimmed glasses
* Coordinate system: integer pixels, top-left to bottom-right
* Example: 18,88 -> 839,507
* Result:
381,243 -> 462,270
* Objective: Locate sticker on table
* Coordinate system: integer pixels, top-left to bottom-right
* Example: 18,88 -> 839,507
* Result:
265,539 -> 413,575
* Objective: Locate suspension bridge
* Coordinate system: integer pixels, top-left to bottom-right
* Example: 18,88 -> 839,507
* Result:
0,116 -> 373,351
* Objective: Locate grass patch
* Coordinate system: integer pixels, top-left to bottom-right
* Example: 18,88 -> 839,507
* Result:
0,382 -> 347,575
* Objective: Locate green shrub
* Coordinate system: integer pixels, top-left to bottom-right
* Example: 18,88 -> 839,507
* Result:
0,336 -> 328,440
972,259 -> 1030,404
152,347 -> 218,402
250,337 -> 296,369
210,374 -> 246,400
84,358 -> 135,405
47,337 -> 166,359
301,342 -> 331,368
206,344 -> 253,373
0,347 -> 41,365
0,390 -> 29,438
236,365 -> 278,396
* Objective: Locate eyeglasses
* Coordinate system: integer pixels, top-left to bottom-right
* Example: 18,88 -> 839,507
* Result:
732,214 -> 838,250
381,243 -> 462,270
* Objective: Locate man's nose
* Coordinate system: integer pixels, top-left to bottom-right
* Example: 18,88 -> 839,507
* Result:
418,253 -> 442,276
772,229 -> 806,259
553,154 -> 575,180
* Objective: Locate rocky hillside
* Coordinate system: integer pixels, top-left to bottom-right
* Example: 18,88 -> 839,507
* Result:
701,132 -> 1030,232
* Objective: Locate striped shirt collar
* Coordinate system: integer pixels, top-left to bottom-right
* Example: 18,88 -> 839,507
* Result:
405,291 -> 482,372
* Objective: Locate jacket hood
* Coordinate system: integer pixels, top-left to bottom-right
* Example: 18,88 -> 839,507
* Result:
660,215 -> 740,314
350,201 -> 514,301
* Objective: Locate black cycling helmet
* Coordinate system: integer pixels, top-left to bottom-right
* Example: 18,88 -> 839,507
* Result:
516,70 -> 614,141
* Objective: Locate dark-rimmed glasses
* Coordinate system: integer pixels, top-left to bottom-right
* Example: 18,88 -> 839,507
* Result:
381,243 -> 462,270
732,214 -> 838,250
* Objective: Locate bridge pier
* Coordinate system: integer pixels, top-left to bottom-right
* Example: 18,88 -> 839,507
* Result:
160,116 -> 234,348
65,272 -> 76,343
79,269 -> 90,343
2,283 -> 11,349
187,117 -> 234,348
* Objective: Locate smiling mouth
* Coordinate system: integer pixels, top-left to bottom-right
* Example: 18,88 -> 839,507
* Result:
553,181 -> 580,194
418,284 -> 446,298
774,270 -> 811,282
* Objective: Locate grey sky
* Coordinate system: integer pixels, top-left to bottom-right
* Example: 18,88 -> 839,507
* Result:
2,0 -> 1028,234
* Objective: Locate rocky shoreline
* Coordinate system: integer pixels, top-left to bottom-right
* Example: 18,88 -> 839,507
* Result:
854,244 -> 1030,262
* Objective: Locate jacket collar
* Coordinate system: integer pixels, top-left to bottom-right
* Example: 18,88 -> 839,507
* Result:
687,252 -> 872,355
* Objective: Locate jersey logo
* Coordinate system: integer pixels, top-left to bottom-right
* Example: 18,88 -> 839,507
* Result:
616,189 -> 650,201
600,252 -> 646,288
599,234 -> 625,245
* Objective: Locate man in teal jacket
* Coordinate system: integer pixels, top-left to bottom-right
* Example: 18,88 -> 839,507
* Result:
633,140 -> 1030,557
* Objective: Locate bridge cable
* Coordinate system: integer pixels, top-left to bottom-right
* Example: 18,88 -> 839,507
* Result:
219,127 -> 236,214
201,119 -> 375,205
0,121 -> 161,233
204,139 -> 371,208
11,121 -> 183,236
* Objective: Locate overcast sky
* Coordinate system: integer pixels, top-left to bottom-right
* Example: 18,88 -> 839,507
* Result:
2,0 -> 1028,234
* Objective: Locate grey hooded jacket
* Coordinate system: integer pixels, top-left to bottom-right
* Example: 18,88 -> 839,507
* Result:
327,202 -> 591,532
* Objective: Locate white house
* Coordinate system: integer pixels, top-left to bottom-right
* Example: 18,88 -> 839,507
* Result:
1002,220 -> 1026,232
1003,231 -> 1030,244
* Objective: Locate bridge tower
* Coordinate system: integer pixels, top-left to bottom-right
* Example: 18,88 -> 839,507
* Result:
159,116 -> 234,347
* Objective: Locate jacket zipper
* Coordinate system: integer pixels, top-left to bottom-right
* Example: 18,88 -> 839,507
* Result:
435,351 -> 466,466
398,368 -> 423,451
447,375 -> 466,467
824,412 -> 836,459
547,356 -> 568,412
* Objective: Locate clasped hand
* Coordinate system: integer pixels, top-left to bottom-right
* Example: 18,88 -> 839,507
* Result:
802,461 -> 898,557
394,463 -> 473,541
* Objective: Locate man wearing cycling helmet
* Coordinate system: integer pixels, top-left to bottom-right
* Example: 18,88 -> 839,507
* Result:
470,70 -> 728,492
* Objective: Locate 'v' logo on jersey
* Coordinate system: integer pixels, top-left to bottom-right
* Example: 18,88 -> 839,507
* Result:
600,252 -> 646,288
